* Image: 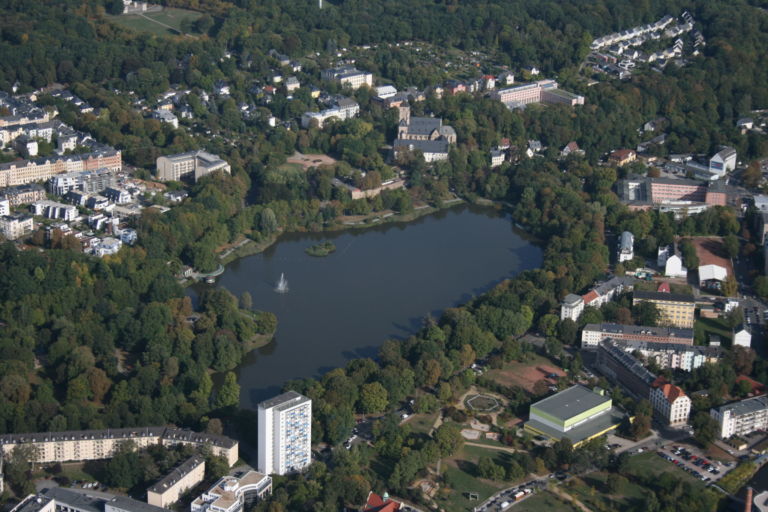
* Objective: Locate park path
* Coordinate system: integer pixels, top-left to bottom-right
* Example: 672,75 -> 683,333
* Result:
463,441 -> 526,454
138,13 -> 183,35
548,485 -> 592,512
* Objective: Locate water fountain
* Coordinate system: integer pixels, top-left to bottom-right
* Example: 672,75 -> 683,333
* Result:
275,272 -> 289,293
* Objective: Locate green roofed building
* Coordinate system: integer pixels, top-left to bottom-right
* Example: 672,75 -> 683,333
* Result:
524,384 -> 624,447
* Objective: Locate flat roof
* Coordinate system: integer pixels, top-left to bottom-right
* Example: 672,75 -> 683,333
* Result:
633,290 -> 694,303
258,391 -> 310,411
42,488 -> 102,512
531,385 -> 610,422
526,406 -> 624,444
583,323 -> 693,339
715,396 -> 768,417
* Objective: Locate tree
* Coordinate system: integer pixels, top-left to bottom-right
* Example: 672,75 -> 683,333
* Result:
260,208 -> 279,235
691,412 -> 718,447
533,379 -> 550,396
4,444 -> 38,495
107,0 -> 124,15
194,14 -> 214,34
634,301 -> 660,326
434,423 -> 463,457
755,276 -> 768,299
239,291 -> 253,310
359,382 -> 388,413
724,234 -> 740,260
104,443 -> 143,489
214,372 -> 240,409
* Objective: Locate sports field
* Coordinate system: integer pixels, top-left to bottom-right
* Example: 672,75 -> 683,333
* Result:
108,8 -> 202,36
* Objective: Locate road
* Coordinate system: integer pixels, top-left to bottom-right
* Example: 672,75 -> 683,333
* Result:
463,442 -> 525,454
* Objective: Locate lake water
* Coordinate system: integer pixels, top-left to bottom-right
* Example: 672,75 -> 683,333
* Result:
192,204 -> 542,409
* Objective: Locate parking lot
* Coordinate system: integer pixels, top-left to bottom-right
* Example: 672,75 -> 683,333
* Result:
475,480 -> 541,511
657,444 -> 733,483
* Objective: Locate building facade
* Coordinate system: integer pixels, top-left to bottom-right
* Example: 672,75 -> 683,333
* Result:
710,396 -> 768,439
601,338 -> 721,371
0,214 -> 34,240
191,471 -> 272,512
490,80 -> 584,108
0,427 -> 238,468
147,456 -> 205,508
581,323 -> 694,348
632,290 -> 695,328
156,151 -> 231,182
618,231 -> 634,262
650,378 -> 691,425
523,385 -> 623,446
321,66 -> 373,89
257,391 -> 312,476
0,150 -> 121,188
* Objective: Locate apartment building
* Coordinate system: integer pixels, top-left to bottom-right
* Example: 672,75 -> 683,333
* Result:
0,213 -> 34,240
0,427 -> 238,467
321,66 -> 373,90
604,338 -> 720,371
581,323 -> 694,348
257,391 -> 312,476
300,98 -> 360,128
190,471 -> 272,512
710,396 -> 768,439
650,377 -> 691,425
31,200 -> 78,221
3,183 -> 47,207
13,488 -> 167,512
490,80 -> 584,108
596,339 -> 690,424
156,151 -> 231,182
0,150 -> 121,188
632,290 -> 695,328
596,339 -> 656,399
559,276 -> 637,322
147,456 -> 205,508
49,168 -> 117,196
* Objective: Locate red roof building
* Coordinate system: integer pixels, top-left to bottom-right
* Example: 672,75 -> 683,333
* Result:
657,282 -> 671,293
363,492 -> 402,512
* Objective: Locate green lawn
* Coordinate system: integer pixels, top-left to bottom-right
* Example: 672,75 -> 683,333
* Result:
694,316 -> 733,346
434,445 -> 514,512
408,412 -> 438,434
108,8 -> 202,36
624,452 -> 707,488
276,162 -> 306,173
515,491 -> 580,512
564,472 -> 648,511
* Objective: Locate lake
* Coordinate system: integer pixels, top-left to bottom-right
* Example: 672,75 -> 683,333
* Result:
192,204 -> 542,409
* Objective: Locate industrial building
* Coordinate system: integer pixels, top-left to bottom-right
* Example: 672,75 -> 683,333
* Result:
524,385 -> 624,446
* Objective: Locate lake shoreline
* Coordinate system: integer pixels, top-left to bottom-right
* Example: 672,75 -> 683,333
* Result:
193,197 -> 495,285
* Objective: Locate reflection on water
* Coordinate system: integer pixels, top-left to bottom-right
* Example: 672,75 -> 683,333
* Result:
194,204 -> 542,408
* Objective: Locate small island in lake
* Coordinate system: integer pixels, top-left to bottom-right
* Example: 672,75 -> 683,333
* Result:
305,241 -> 336,257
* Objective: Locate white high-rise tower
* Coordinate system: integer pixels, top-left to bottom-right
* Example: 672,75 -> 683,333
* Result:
257,391 -> 312,475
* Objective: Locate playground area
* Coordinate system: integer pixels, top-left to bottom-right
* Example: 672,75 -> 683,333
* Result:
286,151 -> 338,170
484,354 -> 566,393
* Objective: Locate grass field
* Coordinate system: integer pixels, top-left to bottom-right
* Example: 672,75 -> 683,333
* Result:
695,316 -> 733,346
408,412 -> 438,434
108,8 -> 202,36
434,444 -> 515,512
564,472 -> 648,511
624,452 -> 707,487
276,162 -> 307,173
515,491 -> 580,512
